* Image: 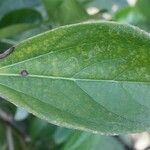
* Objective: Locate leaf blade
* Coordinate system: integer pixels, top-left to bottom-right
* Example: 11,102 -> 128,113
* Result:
0,22 -> 150,134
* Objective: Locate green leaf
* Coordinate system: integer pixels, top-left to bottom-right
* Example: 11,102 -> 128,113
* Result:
0,22 -> 150,134
0,0 -> 40,18
0,24 -> 34,39
113,7 -> 142,24
136,0 -> 150,20
54,127 -> 74,144
0,41 -> 13,53
0,97 -> 16,114
28,117 -> 55,140
55,0 -> 88,25
63,132 -> 125,150
41,0 -> 88,25
10,24 -> 51,42
0,8 -> 43,28
27,117 -> 56,149
113,6 -> 150,32
41,0 -> 63,19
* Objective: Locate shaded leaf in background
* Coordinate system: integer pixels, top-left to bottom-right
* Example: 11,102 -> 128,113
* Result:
0,24 -> 34,39
10,25 -> 51,42
0,7 -> 44,41
27,117 -> 56,149
0,0 -> 40,18
136,0 -> 150,20
55,0 -> 89,25
0,41 -> 13,53
54,127 -> 75,145
113,5 -> 150,32
28,117 -> 55,140
42,0 -> 88,25
63,132 -> 125,150
41,0 -> 63,21
0,22 -> 150,134
0,97 -> 16,115
113,7 -> 142,24
0,8 -> 43,28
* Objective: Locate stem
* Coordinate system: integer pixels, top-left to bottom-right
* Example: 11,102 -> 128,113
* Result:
6,126 -> 14,150
0,109 -> 30,142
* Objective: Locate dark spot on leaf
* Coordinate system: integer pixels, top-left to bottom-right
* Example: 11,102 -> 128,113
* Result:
0,46 -> 15,59
20,70 -> 29,77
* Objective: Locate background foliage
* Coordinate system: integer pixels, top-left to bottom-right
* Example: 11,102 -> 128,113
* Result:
0,0 -> 150,150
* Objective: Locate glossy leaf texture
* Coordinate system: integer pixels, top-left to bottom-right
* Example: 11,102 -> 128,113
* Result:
0,22 -> 150,134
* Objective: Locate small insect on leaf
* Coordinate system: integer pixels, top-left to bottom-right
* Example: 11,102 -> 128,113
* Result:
20,70 -> 29,77
0,46 -> 15,59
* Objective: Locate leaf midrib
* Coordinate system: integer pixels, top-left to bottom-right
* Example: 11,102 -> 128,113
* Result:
0,73 -> 150,84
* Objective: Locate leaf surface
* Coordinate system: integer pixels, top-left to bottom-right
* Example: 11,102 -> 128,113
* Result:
0,22 -> 150,134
